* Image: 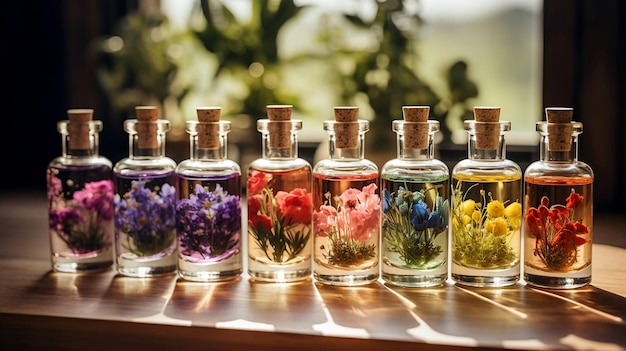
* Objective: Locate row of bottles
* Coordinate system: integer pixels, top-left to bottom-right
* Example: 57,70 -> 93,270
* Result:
46,104 -> 593,290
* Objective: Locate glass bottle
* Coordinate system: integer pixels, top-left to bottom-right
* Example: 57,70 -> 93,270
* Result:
246,105 -> 313,282
175,107 -> 243,281
47,109 -> 114,273
113,106 -> 178,277
450,106 -> 522,287
312,106 -> 380,286
380,106 -> 450,287
523,107 -> 593,289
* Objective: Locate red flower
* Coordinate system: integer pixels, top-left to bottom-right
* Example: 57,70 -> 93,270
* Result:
275,188 -> 313,225
566,192 -> 584,210
249,214 -> 272,232
247,171 -> 268,195
524,190 -> 589,270
247,194 -> 263,218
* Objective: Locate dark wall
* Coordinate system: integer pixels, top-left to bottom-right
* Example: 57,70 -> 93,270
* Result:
543,0 -> 626,213
2,1 -> 135,195
3,2 -> 65,194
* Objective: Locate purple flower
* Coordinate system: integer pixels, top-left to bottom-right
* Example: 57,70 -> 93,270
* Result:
114,180 -> 177,257
50,207 -> 85,233
176,184 -> 241,261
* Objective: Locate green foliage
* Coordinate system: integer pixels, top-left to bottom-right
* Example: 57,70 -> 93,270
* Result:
95,0 -> 480,146
96,11 -> 191,120
335,1 -> 478,147
192,0 -> 306,117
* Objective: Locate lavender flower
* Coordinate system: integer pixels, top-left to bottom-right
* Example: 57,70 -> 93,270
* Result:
114,180 -> 177,257
176,184 -> 241,262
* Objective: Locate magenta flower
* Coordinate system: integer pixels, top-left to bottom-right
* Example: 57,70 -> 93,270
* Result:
47,170 -> 114,255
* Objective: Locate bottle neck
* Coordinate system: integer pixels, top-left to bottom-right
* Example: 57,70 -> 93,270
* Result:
58,120 -> 102,158
464,120 -> 510,161
394,120 -> 438,160
536,121 -> 582,163
328,133 -> 365,160
540,135 -> 578,162
187,121 -> 229,161
125,119 -> 169,159
324,119 -> 369,160
258,120 -> 301,160
467,134 -> 506,161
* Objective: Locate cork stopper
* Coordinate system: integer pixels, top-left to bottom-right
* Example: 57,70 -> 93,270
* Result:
135,106 -> 159,149
196,107 -> 221,149
67,109 -> 94,150
267,105 -> 293,148
333,106 -> 359,149
473,106 -> 501,149
545,107 -> 574,151
402,106 -> 430,149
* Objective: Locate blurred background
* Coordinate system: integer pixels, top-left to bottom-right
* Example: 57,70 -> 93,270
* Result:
3,0 -> 624,214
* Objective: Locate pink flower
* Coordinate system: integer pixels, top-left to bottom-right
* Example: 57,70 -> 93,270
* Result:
47,171 -> 62,203
275,188 -> 313,225
313,205 -> 337,237
73,180 -> 114,221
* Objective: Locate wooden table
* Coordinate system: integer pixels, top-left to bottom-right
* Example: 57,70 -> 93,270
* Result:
1,194 -> 625,350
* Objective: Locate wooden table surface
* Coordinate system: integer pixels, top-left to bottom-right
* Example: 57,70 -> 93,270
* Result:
1,193 -> 625,351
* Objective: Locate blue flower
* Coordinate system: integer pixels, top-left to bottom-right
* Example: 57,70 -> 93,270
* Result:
383,188 -> 391,213
411,201 -> 430,231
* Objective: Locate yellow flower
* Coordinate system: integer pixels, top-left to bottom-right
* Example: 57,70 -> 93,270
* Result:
485,218 -> 508,236
504,202 -> 521,219
492,217 -> 508,236
485,219 -> 494,233
509,217 -> 521,230
487,200 -> 505,218
462,215 -> 471,225
462,199 -> 476,216
471,210 -> 481,223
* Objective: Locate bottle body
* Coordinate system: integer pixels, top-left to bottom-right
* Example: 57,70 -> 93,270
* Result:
113,117 -> 178,277
176,161 -> 243,281
47,117 -> 114,272
523,120 -> 593,288
450,161 -> 522,287
450,119 -> 522,287
47,158 -> 114,272
246,115 -> 313,282
175,118 -> 243,281
247,158 -> 313,281
381,159 -> 449,287
312,118 -> 380,286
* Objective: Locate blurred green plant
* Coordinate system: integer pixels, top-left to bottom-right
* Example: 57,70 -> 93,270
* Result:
332,0 -> 478,148
95,0 -> 479,149
95,10 -> 191,124
191,0 -> 306,118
